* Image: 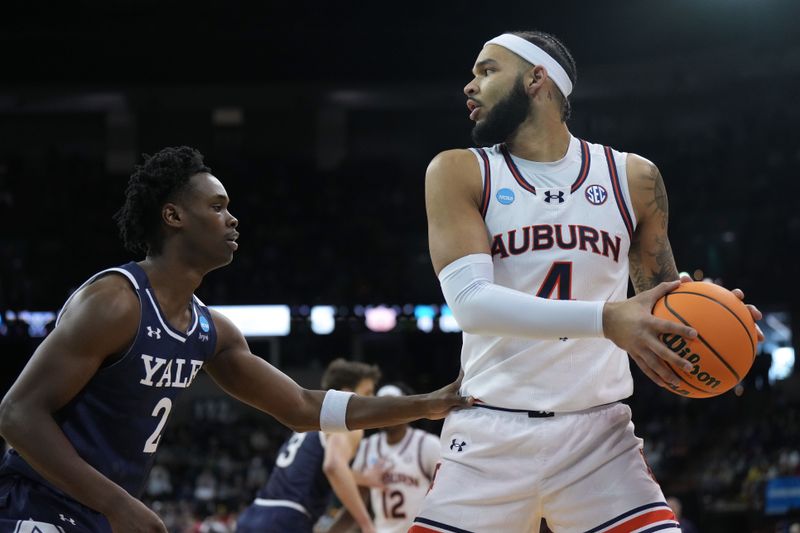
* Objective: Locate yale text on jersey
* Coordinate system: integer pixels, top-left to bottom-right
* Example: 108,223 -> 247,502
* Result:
139,354 -> 204,388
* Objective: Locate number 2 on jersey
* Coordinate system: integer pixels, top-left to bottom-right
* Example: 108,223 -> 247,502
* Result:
382,490 -> 406,519
536,261 -> 572,300
144,397 -> 172,453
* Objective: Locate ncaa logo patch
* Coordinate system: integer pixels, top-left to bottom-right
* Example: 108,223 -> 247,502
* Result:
199,315 -> 210,333
585,184 -> 608,205
496,188 -> 515,205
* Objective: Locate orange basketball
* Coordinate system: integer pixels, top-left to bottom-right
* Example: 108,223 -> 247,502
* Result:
652,281 -> 758,398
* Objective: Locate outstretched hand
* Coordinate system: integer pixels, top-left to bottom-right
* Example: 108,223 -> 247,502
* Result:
603,280 -> 697,390
424,369 -> 473,420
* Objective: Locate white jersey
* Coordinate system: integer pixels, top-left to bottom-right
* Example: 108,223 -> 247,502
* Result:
353,428 -> 439,533
462,135 -> 637,412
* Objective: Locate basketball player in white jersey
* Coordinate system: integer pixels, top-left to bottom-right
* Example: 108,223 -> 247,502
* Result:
411,31 -> 763,533
357,386 -> 439,533
329,384 -> 440,533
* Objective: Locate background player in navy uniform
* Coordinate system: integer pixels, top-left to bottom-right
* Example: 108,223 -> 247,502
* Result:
0,146 -> 470,533
237,359 -> 381,533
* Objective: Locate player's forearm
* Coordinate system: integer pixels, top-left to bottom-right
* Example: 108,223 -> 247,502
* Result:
628,238 -> 679,294
345,395 -> 430,430
0,402 -> 132,516
324,464 -> 373,530
439,254 -> 604,339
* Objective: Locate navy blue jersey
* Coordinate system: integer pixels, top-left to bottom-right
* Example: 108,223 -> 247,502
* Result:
258,431 -> 331,522
0,262 -> 217,499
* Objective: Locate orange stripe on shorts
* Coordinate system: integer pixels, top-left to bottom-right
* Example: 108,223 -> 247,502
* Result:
604,509 -> 676,533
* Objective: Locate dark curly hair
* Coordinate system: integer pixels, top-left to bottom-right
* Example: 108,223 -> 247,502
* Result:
510,30 -> 577,122
113,146 -> 211,255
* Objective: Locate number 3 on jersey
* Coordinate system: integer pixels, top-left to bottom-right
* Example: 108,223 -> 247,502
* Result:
536,262 -> 573,300
276,433 -> 307,468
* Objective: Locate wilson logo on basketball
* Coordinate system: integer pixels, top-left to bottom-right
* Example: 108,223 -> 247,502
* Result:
660,333 -> 722,390
652,281 -> 757,399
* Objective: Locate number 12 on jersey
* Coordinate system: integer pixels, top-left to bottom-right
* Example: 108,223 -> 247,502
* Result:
536,262 -> 573,300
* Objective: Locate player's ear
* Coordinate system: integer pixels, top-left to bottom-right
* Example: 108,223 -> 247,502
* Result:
162,203 -> 183,228
525,65 -> 547,96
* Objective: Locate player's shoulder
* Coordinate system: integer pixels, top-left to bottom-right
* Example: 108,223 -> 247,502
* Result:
625,153 -> 659,182
53,271 -> 141,354
364,431 -> 382,444
61,272 -> 140,326
418,429 -> 440,444
426,148 -> 482,178
425,148 -> 484,198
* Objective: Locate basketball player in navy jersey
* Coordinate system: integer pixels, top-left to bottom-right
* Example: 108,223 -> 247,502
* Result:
237,358 -> 381,533
411,31 -> 763,532
0,146 -> 470,533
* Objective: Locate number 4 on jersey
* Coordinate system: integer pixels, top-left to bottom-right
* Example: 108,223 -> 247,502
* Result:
536,262 -> 572,300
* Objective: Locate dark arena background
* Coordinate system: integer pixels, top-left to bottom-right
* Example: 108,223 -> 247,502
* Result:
1,1 -> 799,531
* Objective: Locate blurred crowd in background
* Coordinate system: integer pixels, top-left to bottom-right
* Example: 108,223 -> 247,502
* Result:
2,1 -> 800,531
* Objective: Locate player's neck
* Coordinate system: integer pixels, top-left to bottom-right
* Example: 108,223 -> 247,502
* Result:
385,425 -> 408,445
139,254 -> 204,316
505,119 -> 570,162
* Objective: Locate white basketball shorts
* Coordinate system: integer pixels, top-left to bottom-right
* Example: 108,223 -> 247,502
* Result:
410,402 -> 681,533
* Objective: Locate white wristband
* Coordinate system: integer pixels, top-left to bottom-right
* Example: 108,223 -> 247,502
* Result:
320,390 -> 354,433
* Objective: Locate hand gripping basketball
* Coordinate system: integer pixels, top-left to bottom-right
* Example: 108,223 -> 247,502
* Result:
653,280 -> 760,397
603,280 -> 699,391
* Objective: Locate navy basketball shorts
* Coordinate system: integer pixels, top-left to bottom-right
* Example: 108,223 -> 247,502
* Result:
411,403 -> 682,533
0,474 -> 111,532
236,502 -> 314,533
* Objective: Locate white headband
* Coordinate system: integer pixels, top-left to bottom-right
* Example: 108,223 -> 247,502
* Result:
484,34 -> 573,97
377,384 -> 404,397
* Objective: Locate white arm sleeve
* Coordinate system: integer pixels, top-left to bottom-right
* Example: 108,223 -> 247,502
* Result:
438,253 -> 605,339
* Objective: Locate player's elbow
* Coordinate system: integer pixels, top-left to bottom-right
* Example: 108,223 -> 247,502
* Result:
0,395 -> 26,443
446,302 -> 484,335
322,456 -> 345,478
278,389 -> 320,433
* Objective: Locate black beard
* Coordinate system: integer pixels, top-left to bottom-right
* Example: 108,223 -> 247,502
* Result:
471,77 -> 531,147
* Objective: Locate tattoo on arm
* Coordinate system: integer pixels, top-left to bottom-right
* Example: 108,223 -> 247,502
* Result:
630,164 -> 679,293
647,165 -> 669,218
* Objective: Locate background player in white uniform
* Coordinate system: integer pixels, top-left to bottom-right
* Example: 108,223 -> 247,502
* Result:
340,384 -> 440,533
411,31 -> 763,533
324,384 -> 439,533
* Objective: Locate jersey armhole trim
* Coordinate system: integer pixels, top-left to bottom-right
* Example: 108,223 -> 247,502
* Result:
570,139 -> 592,193
604,146 -> 635,239
55,267 -> 139,327
60,268 -> 143,373
615,152 -> 638,229
470,148 -> 492,219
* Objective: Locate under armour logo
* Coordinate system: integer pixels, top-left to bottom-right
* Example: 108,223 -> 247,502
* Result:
450,439 -> 466,452
544,190 -> 565,204
60,513 -> 76,525
146,326 -> 161,339
559,337 -> 568,342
